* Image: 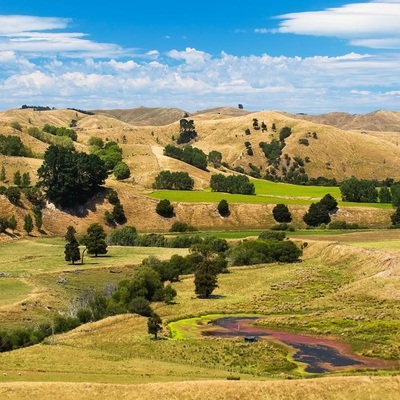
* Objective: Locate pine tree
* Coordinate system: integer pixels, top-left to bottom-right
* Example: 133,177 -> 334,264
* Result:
147,313 -> 162,340
13,170 -> 22,187
8,215 -> 17,233
81,223 -> 107,257
23,214 -> 34,235
0,165 -> 6,182
64,226 -> 81,265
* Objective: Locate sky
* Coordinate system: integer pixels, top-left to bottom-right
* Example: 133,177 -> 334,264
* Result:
0,0 -> 400,114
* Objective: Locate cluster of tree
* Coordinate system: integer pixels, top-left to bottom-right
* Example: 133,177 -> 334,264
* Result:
169,221 -> 197,232
27,127 -> 74,150
107,225 -> 228,251
12,170 -> 31,188
0,135 -> 32,157
328,220 -> 360,230
66,108 -> 94,115
164,145 -> 207,171
42,124 -> 77,141
104,190 -> 126,226
89,138 -> 125,173
340,177 -> 400,207
177,118 -> 197,144
229,236 -> 302,266
64,223 -> 109,265
210,174 -> 255,195
303,194 -> 338,227
259,139 -> 283,164
37,145 -> 108,208
21,105 -> 54,111
153,170 -> 194,190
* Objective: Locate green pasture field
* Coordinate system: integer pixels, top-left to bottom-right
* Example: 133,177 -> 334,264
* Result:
148,180 -> 392,209
0,278 -> 32,306
0,238 -> 188,276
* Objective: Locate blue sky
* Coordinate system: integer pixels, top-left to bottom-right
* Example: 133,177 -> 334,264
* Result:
0,0 -> 400,113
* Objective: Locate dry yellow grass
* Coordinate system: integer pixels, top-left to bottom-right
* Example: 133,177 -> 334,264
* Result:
0,376 -> 399,400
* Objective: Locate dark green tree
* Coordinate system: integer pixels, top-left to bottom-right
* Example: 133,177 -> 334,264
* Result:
319,193 -> 338,212
113,162 -> 130,180
33,207 -> 43,231
340,177 -> 378,203
0,217 -> 8,233
272,204 -> 292,223
156,199 -> 174,218
37,145 -> 107,208
13,171 -> 21,187
5,186 -> 21,204
391,183 -> 400,207
64,226 -> 81,265
81,223 -> 108,257
379,186 -> 392,203
21,172 -> 31,188
217,199 -> 230,217
303,202 -> 331,227
0,165 -> 6,181
391,207 -> 400,226
147,313 -> 163,339
23,214 -> 34,235
8,215 -> 17,232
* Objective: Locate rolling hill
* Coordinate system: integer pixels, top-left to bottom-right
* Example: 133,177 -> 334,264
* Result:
1,106 -> 400,236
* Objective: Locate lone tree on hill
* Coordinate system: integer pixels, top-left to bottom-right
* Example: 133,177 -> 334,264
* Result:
156,199 -> 174,218
303,202 -> 330,227
217,199 -> 230,217
147,312 -> 163,340
81,223 -> 107,257
64,226 -> 81,265
272,204 -> 292,223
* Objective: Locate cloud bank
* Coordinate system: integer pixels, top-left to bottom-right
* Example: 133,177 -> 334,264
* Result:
0,10 -> 399,113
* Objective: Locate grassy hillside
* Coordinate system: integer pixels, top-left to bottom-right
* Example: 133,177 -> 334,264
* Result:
0,234 -> 399,399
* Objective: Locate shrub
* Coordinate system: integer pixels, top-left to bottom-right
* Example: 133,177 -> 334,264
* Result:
169,221 -> 197,232
156,199 -> 174,218
113,162 -> 130,180
258,231 -> 286,241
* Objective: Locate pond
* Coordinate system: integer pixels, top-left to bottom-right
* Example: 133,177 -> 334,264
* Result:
170,315 -> 399,374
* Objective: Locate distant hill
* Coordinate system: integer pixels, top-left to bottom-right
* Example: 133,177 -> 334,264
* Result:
90,107 -> 188,126
287,110 -> 400,132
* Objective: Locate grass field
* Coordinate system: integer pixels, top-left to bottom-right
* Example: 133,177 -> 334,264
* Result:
0,233 -> 399,399
148,179 -> 392,209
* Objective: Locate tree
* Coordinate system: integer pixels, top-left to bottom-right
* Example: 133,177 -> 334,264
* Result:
340,177 -> 378,203
391,207 -> 400,226
37,145 -> 108,208
272,204 -> 292,223
113,162 -> 130,180
208,150 -> 222,168
303,202 -> 331,227
0,217 -> 8,233
13,171 -> 21,187
156,199 -> 174,218
5,186 -> 21,204
391,183 -> 400,207
217,199 -> 230,217
64,226 -> 81,265
21,172 -> 31,188
23,214 -> 34,235
0,165 -> 6,181
81,223 -> 107,257
320,193 -> 338,213
33,207 -> 43,231
147,313 -> 162,340
8,215 -> 17,232
379,186 -> 392,203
